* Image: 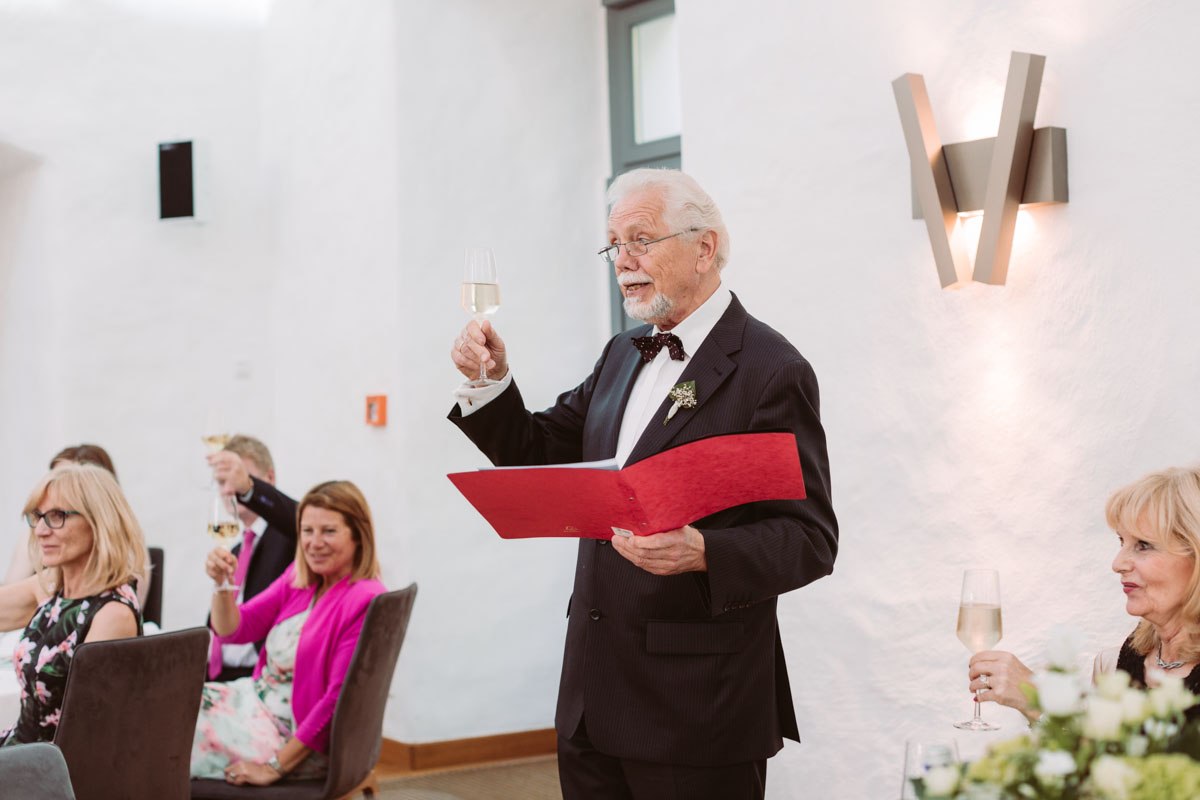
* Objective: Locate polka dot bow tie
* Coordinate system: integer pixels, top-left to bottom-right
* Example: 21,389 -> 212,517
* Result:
632,332 -> 686,363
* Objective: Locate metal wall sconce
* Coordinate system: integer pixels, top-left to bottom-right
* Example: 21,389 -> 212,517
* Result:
892,52 -> 1068,288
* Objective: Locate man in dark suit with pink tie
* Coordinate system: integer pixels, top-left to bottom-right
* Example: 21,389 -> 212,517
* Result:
206,435 -> 297,681
448,168 -> 837,800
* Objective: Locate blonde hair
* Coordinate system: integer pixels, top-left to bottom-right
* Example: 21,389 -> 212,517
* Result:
223,434 -> 274,476
1106,465 -> 1200,662
292,481 -> 381,589
23,463 -> 148,599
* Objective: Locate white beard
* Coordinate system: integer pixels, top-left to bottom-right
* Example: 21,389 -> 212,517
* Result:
624,291 -> 673,324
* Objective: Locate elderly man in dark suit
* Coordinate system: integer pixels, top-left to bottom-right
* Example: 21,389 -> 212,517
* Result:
205,435 -> 298,681
448,169 -> 838,800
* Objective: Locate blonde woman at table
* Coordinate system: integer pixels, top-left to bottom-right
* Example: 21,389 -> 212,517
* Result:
191,480 -> 385,786
969,465 -> 1200,723
0,463 -> 146,746
3,444 -> 150,608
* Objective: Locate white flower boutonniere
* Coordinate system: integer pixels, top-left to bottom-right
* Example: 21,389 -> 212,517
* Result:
664,380 -> 697,425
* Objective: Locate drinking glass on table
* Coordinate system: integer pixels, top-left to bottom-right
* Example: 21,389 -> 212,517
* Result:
954,568 -> 1002,731
900,739 -> 960,800
208,492 -> 241,592
461,247 -> 501,387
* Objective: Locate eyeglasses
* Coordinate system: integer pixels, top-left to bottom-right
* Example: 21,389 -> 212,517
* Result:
598,228 -> 700,264
24,509 -> 81,529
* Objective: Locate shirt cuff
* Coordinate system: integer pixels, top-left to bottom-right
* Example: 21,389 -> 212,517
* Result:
454,370 -> 513,416
238,484 -> 255,503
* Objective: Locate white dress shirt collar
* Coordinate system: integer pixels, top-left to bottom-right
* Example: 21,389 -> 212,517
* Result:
653,284 -> 732,357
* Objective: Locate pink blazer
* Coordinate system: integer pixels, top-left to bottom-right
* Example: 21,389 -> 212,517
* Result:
220,563 -> 386,753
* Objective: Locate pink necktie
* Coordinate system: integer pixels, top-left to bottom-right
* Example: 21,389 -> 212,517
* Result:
207,529 -> 256,680
233,529 -> 256,587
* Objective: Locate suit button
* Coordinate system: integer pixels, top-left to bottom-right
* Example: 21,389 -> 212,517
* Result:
589,608 -> 602,621
598,540 -> 608,546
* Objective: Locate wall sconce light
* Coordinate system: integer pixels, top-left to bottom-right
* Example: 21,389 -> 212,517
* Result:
892,52 -> 1068,288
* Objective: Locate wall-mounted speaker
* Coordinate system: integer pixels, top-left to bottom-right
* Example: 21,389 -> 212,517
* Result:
158,140 -> 206,222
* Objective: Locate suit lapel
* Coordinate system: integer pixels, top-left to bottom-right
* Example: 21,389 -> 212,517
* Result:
588,325 -> 651,459
625,295 -> 747,465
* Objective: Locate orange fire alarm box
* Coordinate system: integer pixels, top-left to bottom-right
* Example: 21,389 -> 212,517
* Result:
366,395 -> 387,426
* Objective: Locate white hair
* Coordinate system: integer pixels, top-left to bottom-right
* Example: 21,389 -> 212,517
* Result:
606,168 -> 730,271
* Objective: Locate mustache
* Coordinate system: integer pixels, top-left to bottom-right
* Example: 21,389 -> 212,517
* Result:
617,274 -> 653,288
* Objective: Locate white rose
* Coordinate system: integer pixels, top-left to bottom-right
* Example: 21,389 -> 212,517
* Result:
1147,673 -> 1195,716
923,765 -> 960,797
1045,624 -> 1084,671
1033,749 -> 1076,781
1119,687 -> 1146,724
1038,671 -> 1082,716
1083,697 -> 1124,740
1124,734 -> 1148,757
1095,669 -> 1131,701
1088,755 -> 1137,800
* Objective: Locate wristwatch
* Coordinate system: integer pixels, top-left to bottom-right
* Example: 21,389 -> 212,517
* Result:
267,755 -> 285,776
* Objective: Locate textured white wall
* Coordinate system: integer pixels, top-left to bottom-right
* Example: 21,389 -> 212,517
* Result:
0,0 -> 608,747
677,0 -> 1200,796
0,1 -> 269,626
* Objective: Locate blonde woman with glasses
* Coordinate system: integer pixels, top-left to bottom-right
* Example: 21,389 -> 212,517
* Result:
0,463 -> 146,746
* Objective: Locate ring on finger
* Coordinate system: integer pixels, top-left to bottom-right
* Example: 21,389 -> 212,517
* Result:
981,674 -> 990,689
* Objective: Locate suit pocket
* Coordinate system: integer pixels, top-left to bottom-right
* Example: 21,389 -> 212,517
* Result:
645,620 -> 744,655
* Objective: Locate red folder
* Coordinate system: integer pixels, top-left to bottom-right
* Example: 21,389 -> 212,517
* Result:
448,432 -> 806,540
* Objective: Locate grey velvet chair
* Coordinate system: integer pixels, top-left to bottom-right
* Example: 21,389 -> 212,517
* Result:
0,741 -> 76,800
54,627 -> 209,800
143,546 -> 165,627
190,583 -> 418,800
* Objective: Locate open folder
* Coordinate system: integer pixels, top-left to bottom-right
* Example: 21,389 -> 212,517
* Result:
447,431 -> 806,540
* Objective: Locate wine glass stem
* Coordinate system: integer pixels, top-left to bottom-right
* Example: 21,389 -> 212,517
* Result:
474,314 -> 488,383
973,689 -> 983,722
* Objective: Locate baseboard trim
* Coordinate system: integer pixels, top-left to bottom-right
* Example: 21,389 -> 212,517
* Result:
380,728 -> 557,772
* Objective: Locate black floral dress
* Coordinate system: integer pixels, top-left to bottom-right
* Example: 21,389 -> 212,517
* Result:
0,583 -> 141,746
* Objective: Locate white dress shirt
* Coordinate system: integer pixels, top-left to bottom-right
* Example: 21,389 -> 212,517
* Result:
454,285 -> 732,469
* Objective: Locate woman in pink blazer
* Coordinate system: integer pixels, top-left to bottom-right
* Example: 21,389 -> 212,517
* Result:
190,480 -> 386,786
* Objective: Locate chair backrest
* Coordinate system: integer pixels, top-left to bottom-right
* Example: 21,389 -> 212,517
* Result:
143,546 -> 165,627
0,742 -> 76,800
55,627 -> 209,800
320,584 -> 418,799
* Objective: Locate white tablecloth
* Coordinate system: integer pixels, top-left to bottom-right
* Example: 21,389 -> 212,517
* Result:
0,628 -> 22,731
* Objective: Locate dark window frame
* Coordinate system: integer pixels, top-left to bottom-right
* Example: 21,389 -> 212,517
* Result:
604,0 -> 681,335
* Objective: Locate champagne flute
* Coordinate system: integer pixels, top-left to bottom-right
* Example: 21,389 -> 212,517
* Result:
208,492 -> 241,592
954,568 -> 1002,731
461,247 -> 501,387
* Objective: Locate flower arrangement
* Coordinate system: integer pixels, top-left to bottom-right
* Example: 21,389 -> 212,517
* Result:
912,629 -> 1200,800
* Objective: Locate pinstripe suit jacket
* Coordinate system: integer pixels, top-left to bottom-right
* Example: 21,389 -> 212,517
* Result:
449,293 -> 837,766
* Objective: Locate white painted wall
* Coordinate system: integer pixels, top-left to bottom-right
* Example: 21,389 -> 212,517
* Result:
0,0 -> 608,749
677,0 -> 1200,795
3,0 -> 1199,795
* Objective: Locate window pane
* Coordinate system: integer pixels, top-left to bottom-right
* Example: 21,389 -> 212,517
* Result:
631,13 -> 680,145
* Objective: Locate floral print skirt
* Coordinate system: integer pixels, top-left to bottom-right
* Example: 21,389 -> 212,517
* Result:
190,608 -> 328,780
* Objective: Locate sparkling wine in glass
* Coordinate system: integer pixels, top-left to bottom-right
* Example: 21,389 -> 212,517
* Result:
461,247 -> 500,387
954,568 -> 1002,731
208,492 -> 241,592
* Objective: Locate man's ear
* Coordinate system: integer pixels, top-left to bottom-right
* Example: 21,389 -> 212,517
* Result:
694,229 -> 718,274
265,469 -> 276,486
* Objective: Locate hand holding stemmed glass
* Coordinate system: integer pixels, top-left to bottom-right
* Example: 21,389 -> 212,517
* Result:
954,568 -> 1003,731
207,491 -> 241,593
459,247 -> 501,387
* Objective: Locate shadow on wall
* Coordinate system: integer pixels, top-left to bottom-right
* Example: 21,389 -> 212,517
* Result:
0,140 -> 42,296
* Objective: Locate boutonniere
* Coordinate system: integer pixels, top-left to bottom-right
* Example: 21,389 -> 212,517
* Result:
664,380 -> 697,425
